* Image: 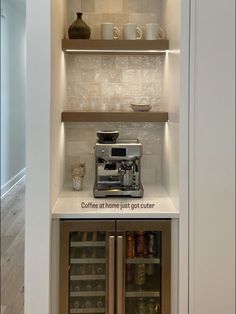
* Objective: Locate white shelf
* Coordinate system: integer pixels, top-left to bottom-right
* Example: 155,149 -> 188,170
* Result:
52,184 -> 179,219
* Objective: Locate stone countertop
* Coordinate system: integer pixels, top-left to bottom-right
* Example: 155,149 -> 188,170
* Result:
52,184 -> 179,219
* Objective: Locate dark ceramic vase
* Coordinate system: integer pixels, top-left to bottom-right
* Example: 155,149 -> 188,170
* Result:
68,12 -> 91,39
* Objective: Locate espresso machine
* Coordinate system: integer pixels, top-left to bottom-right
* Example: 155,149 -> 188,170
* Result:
94,131 -> 143,197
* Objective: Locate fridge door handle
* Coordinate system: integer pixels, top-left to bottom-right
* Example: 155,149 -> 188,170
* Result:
108,235 -> 115,314
117,235 -> 124,314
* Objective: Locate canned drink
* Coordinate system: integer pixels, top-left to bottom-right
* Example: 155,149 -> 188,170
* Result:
92,231 -> 97,241
82,232 -> 88,241
135,263 -> 146,287
126,233 -> 135,258
137,298 -> 147,314
146,262 -> 155,276
126,264 -> 133,284
136,232 -> 146,257
147,233 -> 156,256
147,299 -> 157,314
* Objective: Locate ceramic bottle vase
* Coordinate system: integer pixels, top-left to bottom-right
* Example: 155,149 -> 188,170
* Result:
68,12 -> 91,39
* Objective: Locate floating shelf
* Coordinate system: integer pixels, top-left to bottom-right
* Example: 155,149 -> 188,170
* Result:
62,39 -> 169,55
61,111 -> 168,123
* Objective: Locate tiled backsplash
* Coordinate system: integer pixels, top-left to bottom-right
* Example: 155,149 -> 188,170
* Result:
67,0 -> 163,40
64,122 -> 164,186
66,54 -> 165,111
64,0 -> 166,188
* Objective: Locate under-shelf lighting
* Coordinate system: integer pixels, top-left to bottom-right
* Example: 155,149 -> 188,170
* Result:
65,49 -> 168,53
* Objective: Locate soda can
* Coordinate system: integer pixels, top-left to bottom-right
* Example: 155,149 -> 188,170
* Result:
82,232 -> 88,241
147,299 -> 158,314
92,231 -> 97,241
126,264 -> 133,284
146,262 -> 155,276
136,232 -> 146,257
147,233 -> 156,256
137,298 -> 147,314
126,233 -> 135,258
135,264 -> 146,287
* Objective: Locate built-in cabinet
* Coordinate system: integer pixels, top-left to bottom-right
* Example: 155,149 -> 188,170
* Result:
25,0 -> 235,313
60,220 -> 171,314
53,0 -> 183,313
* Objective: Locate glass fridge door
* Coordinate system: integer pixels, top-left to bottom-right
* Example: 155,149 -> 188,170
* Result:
116,220 -> 171,314
60,220 -> 115,314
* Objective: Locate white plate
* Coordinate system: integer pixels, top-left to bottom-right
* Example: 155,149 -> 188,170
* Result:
130,104 -> 152,112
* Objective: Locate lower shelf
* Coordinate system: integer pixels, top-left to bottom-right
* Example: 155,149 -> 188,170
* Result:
52,184 -> 179,219
70,308 -> 105,314
125,291 -> 160,298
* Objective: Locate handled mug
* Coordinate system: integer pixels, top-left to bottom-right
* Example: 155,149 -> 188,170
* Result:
101,23 -> 120,40
145,23 -> 165,40
123,23 -> 142,40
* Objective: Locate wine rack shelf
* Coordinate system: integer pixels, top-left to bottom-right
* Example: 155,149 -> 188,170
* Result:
125,291 -> 160,298
125,258 -> 160,264
70,291 -> 106,297
70,258 -> 106,264
70,241 -> 106,247
70,275 -> 106,281
70,308 -> 105,314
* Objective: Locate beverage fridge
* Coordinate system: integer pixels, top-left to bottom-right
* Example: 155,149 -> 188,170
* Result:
60,220 -> 171,314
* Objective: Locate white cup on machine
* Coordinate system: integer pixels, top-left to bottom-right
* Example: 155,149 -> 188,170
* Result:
123,23 -> 142,40
145,23 -> 165,40
101,23 -> 120,40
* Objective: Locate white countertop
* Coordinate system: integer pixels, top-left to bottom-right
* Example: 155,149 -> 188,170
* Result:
52,184 -> 179,219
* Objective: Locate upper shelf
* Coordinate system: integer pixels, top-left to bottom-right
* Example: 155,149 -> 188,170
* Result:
62,39 -> 169,55
61,111 -> 169,123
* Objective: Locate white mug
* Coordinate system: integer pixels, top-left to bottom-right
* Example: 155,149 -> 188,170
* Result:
145,23 -> 165,40
123,23 -> 142,40
101,23 -> 120,40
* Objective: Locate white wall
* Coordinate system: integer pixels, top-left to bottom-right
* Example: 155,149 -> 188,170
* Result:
162,0 -> 181,210
25,0 -> 51,313
1,0 -> 26,194
189,0 -> 235,313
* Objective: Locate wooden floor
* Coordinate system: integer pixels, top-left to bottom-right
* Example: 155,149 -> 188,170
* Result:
1,179 -> 25,314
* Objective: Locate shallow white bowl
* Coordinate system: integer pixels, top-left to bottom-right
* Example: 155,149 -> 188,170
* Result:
130,104 -> 152,112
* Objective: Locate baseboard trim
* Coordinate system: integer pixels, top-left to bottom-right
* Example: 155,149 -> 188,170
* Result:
1,168 -> 26,198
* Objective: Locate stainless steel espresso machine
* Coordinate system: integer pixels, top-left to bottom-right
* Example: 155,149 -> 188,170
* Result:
94,131 -> 143,197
